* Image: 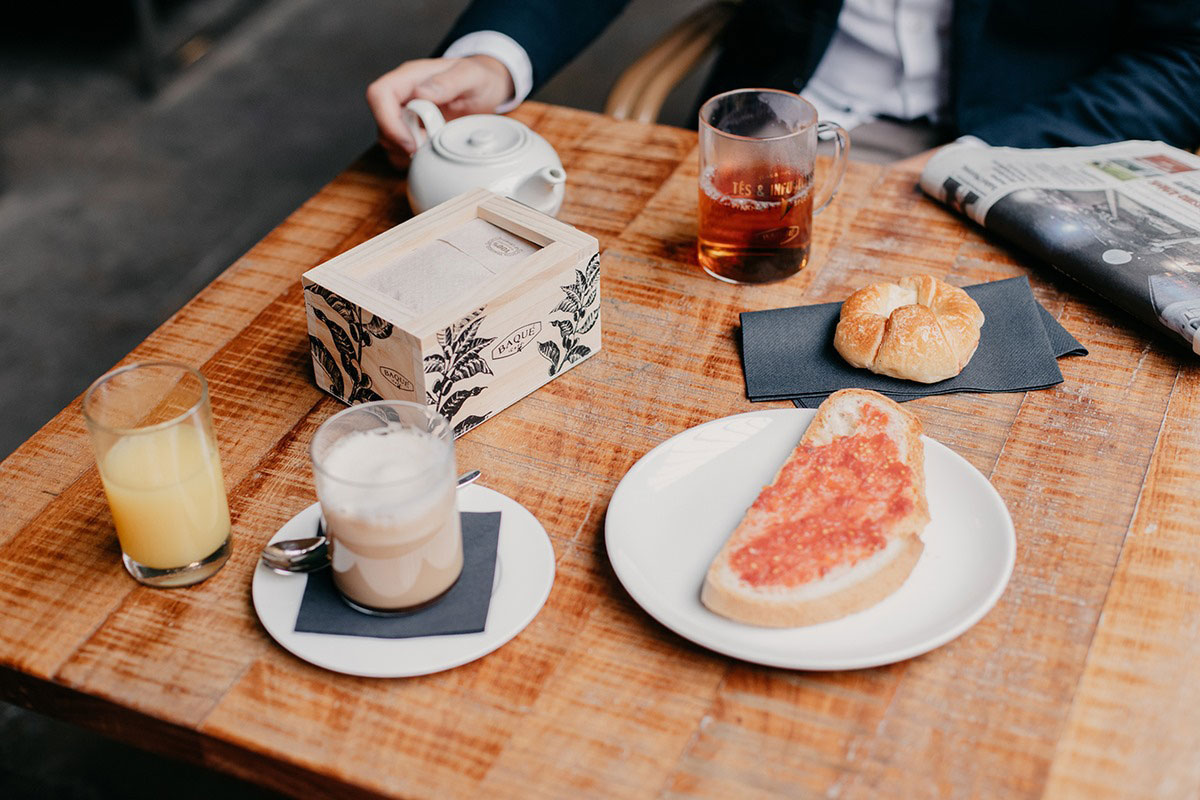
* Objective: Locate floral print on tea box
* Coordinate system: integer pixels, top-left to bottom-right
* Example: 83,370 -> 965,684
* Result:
304,252 -> 601,439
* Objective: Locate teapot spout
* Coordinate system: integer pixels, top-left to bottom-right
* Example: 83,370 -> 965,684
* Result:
536,165 -> 567,187
512,166 -> 567,216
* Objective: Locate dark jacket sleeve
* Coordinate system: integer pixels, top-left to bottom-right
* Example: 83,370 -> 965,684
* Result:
436,0 -> 633,91
961,2 -> 1200,149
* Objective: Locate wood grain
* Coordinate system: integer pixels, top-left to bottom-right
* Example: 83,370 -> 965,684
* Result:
1,102 -> 1198,799
1043,364 -> 1200,799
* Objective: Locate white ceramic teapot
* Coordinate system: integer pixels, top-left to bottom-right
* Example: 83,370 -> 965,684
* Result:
402,99 -> 567,217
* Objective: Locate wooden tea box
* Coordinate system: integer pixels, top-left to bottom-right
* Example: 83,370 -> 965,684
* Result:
301,189 -> 601,437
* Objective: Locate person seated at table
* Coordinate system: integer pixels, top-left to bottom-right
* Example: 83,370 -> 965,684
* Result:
367,0 -> 1200,167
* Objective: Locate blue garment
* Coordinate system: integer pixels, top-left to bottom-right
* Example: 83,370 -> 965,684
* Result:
438,0 -> 1200,150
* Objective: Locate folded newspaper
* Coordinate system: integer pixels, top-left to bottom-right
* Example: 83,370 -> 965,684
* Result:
921,140 -> 1200,355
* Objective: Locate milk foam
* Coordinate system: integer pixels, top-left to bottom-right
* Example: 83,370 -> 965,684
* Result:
321,425 -> 445,484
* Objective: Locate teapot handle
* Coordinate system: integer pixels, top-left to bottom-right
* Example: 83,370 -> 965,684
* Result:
401,99 -> 446,148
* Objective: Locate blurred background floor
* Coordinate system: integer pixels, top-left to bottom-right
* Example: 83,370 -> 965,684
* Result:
0,0 -> 707,796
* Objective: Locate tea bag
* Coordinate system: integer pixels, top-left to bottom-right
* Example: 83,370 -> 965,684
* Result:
359,218 -> 539,316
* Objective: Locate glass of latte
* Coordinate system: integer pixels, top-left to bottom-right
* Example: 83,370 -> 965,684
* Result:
310,401 -> 463,615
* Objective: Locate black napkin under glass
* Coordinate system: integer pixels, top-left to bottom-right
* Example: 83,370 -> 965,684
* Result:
740,277 -> 1087,408
293,511 -> 501,638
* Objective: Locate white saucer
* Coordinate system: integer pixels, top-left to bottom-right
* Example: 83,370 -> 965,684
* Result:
252,484 -> 555,677
605,409 -> 1016,671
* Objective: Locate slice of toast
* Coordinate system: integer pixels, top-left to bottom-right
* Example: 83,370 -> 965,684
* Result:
701,389 -> 929,627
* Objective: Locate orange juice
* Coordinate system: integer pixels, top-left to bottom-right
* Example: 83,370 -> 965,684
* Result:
98,423 -> 230,569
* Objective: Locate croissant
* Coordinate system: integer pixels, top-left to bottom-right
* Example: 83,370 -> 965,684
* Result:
833,275 -> 984,383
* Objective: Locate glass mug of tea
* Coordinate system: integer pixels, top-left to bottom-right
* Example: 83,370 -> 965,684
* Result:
698,88 -> 850,284
310,401 -> 463,615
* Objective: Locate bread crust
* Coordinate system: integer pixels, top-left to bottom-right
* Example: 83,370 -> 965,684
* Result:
701,535 -> 923,627
833,275 -> 984,383
701,390 -> 929,628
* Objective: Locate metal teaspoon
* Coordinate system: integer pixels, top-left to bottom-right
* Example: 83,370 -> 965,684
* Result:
259,469 -> 482,574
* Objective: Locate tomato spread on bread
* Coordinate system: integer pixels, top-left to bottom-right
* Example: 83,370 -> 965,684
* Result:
729,405 -> 918,588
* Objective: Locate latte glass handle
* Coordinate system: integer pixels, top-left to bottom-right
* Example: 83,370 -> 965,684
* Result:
813,120 -> 850,216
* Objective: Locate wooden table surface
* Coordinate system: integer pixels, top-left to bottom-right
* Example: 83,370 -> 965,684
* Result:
2,102 -> 1198,799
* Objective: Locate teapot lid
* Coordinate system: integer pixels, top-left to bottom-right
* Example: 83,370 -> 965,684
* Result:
434,115 -> 529,163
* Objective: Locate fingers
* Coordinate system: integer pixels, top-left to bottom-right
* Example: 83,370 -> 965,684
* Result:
412,57 -> 513,117
378,134 -> 410,169
366,64 -> 424,157
411,60 -> 479,107
366,57 -> 515,167
367,58 -> 455,158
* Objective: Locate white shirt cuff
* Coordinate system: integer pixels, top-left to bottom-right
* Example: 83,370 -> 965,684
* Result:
954,134 -> 989,147
443,31 -> 533,114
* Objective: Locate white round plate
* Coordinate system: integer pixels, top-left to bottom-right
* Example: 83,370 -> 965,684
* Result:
605,409 -> 1015,670
252,484 -> 555,678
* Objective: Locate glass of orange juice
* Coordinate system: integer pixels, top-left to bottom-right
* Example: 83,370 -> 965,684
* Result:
82,362 -> 231,587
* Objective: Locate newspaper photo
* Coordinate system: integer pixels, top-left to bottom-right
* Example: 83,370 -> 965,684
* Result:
921,140 -> 1200,355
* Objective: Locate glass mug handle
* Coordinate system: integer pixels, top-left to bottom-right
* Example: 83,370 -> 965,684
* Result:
813,120 -> 850,216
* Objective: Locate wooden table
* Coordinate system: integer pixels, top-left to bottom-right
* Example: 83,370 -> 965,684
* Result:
2,102 -> 1198,799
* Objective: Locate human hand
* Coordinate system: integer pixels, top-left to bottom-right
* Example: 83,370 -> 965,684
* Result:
366,56 -> 515,168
